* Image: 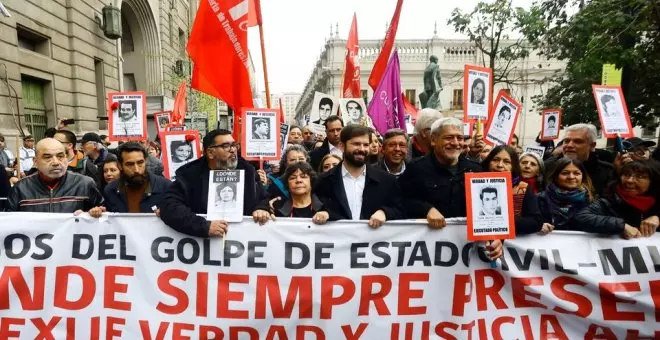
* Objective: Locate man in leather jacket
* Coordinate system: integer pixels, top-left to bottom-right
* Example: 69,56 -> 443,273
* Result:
7,138 -> 104,215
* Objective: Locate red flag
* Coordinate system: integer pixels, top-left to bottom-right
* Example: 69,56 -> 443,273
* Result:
187,0 -> 254,137
402,93 -> 418,120
247,0 -> 262,27
368,0 -> 404,90
278,97 -> 285,123
342,13 -> 360,98
171,80 -> 187,125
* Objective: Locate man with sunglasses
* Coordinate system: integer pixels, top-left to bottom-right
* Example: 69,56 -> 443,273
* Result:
159,129 -> 267,238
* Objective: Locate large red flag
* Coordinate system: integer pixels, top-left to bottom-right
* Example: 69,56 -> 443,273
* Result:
247,0 -> 262,27
368,0 -> 404,90
402,93 -> 418,120
171,80 -> 186,125
187,0 -> 254,136
342,13 -> 360,98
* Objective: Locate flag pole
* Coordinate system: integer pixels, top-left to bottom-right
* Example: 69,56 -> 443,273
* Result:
259,24 -> 271,108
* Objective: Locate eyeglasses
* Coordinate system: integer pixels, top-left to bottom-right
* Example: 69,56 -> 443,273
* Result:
208,142 -> 238,151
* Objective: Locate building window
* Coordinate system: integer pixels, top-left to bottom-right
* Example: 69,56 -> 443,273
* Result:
361,89 -> 368,106
21,76 -> 48,140
94,59 -> 106,129
121,15 -> 134,52
169,14 -> 174,46
178,29 -> 186,57
452,89 -> 463,110
405,89 -> 416,106
16,25 -> 50,56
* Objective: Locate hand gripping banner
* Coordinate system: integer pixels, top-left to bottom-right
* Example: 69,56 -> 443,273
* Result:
0,213 -> 658,339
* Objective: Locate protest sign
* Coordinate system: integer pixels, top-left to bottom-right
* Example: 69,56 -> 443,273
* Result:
541,108 -> 562,141
108,91 -> 147,141
154,111 -> 172,133
241,108 -> 280,161
592,85 -> 634,138
207,170 -> 244,222
340,98 -> 369,126
160,130 -> 201,180
310,92 -> 339,126
465,172 -> 516,240
524,145 -> 546,159
280,123 -> 290,156
0,213 -> 658,339
309,123 -> 325,137
463,64 -> 493,121
484,90 -> 521,146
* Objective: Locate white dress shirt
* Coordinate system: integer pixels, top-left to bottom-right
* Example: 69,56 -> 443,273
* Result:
329,143 -> 343,158
341,164 -> 366,220
20,147 -> 35,172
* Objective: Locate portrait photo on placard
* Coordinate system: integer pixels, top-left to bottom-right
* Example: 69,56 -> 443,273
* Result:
484,92 -> 520,146
108,91 -> 147,141
242,109 -> 280,160
465,172 -> 515,241
310,92 -> 339,126
206,170 -> 245,222
161,131 -> 200,180
340,98 -> 370,126
154,111 -> 172,133
541,109 -> 561,140
464,65 -> 492,121
592,85 -> 633,138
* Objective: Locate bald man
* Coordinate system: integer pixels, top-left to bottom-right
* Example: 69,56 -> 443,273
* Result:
7,138 -> 104,215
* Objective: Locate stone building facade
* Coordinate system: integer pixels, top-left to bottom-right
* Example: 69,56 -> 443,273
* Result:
0,0 -> 196,149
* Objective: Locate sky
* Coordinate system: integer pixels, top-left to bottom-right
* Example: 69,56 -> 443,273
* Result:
246,0 -> 536,95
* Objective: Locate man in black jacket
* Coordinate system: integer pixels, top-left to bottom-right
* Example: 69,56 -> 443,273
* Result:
159,129 -> 267,237
544,123 -> 614,197
7,138 -> 104,215
309,116 -> 344,170
104,142 -> 171,213
54,129 -> 101,187
314,125 -> 404,227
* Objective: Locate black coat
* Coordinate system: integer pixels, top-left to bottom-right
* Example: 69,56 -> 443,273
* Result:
536,191 -> 589,231
0,164 -> 9,211
103,173 -> 172,213
159,157 -> 267,237
313,163 -> 405,221
399,153 -> 482,218
545,152 -> 614,198
513,188 -> 544,235
309,138 -> 331,171
574,195 -> 660,235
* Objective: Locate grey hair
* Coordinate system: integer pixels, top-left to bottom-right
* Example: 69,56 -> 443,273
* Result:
520,152 -> 545,187
414,108 -> 444,134
278,144 -> 310,175
430,117 -> 464,137
565,123 -> 598,144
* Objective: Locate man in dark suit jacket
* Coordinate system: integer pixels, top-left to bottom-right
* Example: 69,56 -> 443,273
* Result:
314,125 -> 404,227
310,115 -> 344,170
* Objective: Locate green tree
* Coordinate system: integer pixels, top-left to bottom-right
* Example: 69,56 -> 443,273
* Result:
524,0 -> 660,134
448,0 -> 543,89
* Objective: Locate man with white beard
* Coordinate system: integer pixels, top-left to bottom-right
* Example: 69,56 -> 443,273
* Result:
159,129 -> 267,237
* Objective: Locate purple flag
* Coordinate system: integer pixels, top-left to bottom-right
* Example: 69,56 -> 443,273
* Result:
367,50 -> 406,135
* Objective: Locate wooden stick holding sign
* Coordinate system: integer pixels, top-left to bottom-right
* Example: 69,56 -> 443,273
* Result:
241,108 -> 281,164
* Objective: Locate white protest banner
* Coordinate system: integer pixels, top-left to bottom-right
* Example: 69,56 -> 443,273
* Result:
0,213 -> 658,339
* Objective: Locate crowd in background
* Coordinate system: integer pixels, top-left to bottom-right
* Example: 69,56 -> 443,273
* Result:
1,108 -> 658,248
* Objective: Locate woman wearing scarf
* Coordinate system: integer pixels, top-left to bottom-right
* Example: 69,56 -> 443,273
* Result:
482,145 -> 543,235
265,145 -> 310,200
576,160 -> 659,238
519,152 -> 545,194
537,158 -> 595,233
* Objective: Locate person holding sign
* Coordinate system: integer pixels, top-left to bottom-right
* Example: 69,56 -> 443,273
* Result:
159,129 -> 267,237
576,160 -> 659,238
481,145 -> 543,235
314,125 -> 404,228
537,158 -> 595,232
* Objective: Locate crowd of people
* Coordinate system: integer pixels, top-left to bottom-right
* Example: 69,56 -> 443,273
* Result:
1,108 -> 659,256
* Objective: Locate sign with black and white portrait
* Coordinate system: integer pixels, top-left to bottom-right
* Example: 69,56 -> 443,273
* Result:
207,170 -> 245,222
310,92 -> 339,126
241,108 -> 280,161
339,98 -> 370,127
154,111 -> 172,133
465,172 -> 515,241
160,130 -> 201,180
484,90 -> 521,146
540,108 -> 562,141
592,85 -> 634,138
463,64 -> 493,121
108,91 -> 147,141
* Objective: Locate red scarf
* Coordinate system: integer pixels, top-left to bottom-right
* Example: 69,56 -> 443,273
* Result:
521,176 -> 538,194
616,185 -> 656,213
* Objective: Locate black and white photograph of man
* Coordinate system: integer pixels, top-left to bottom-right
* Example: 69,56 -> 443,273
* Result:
109,92 -> 147,140
252,117 -> 271,140
600,94 -> 619,117
311,92 -> 338,125
470,78 -> 486,104
340,98 -> 368,126
479,186 -> 502,216
546,115 -> 557,130
494,106 -> 511,129
315,97 -> 334,125
119,100 -> 138,122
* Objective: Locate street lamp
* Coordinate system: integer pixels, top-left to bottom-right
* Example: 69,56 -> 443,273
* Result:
94,3 -> 122,40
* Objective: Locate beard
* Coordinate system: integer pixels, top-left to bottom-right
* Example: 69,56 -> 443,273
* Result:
124,172 -> 147,187
215,157 -> 238,170
344,149 -> 367,167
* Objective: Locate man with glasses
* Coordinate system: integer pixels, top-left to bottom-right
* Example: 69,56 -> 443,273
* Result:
159,129 -> 267,238
624,137 -> 656,161
378,128 -> 409,177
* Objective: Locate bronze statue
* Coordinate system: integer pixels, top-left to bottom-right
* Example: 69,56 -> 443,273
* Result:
420,55 -> 443,109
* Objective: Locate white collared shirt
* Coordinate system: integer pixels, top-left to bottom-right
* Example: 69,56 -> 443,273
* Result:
329,143 -> 343,158
384,161 -> 406,176
341,164 -> 366,220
